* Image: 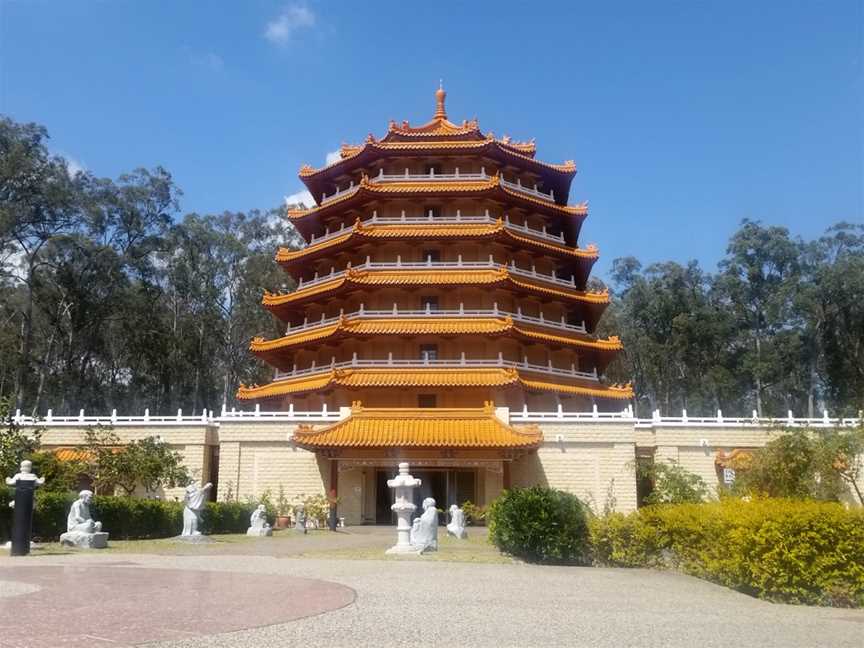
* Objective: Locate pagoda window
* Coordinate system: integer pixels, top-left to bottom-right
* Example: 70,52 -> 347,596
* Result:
420,344 -> 438,362
418,394 -> 437,408
421,296 -> 439,312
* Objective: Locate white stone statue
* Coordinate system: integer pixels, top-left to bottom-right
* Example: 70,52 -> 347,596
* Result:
247,504 -> 272,536
181,482 -> 212,536
5,460 -> 45,487
385,462 -> 421,554
447,504 -> 468,539
6,460 -> 45,555
60,490 -> 109,549
409,517 -> 422,545
411,497 -> 439,553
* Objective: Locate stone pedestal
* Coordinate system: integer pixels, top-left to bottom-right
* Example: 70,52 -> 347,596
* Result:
385,462 -> 422,555
246,526 -> 273,537
60,531 -> 109,549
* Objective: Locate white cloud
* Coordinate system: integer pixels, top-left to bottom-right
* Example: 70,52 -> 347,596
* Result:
191,51 -> 225,72
265,4 -> 316,45
325,150 -> 341,166
284,189 -> 314,209
60,153 -> 86,178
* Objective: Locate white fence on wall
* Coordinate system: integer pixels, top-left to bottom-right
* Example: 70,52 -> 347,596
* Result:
8,404 -> 861,429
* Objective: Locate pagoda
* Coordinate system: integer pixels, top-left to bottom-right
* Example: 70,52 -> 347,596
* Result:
238,87 -> 631,415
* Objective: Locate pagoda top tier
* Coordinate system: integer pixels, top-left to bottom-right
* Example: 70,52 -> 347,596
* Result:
298,85 -> 576,203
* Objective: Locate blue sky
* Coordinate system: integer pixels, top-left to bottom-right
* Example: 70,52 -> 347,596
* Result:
1,1 -> 861,280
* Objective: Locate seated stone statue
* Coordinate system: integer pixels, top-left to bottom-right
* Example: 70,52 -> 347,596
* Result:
410,497 -> 439,553
247,504 -> 272,536
60,490 -> 109,549
446,504 -> 468,539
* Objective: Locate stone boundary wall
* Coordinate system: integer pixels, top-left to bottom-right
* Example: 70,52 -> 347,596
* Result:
13,412 -> 862,514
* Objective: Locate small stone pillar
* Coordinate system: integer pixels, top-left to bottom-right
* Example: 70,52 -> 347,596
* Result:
385,462 -> 421,554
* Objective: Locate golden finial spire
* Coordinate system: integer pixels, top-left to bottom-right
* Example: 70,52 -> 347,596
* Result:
434,80 -> 447,119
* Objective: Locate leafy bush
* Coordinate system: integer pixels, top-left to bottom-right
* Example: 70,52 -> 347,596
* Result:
733,426 -> 864,504
0,490 -> 256,541
590,498 -> 864,606
488,486 -> 589,564
639,460 -> 709,505
460,500 -> 486,526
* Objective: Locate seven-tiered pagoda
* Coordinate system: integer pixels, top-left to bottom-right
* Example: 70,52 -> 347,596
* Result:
238,87 -> 632,418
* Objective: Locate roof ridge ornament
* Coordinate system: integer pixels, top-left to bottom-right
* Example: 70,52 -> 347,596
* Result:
434,80 -> 447,120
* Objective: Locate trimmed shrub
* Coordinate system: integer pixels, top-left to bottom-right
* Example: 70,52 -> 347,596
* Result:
590,498 -> 864,607
488,486 -> 589,564
0,490 -> 255,541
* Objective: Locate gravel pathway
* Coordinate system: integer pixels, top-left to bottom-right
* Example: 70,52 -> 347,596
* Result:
3,550 -> 861,648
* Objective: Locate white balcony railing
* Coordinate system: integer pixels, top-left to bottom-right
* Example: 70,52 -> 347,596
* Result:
9,406 -> 860,429
500,176 -> 555,202
295,259 -> 580,292
306,210 -> 568,247
284,304 -> 588,336
272,354 -> 599,383
319,168 -> 556,205
373,167 -> 490,183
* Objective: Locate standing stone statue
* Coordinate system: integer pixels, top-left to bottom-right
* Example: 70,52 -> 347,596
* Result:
181,482 -> 212,536
293,503 -> 307,534
411,497 -> 439,553
60,490 -> 109,549
247,504 -> 272,537
5,460 -> 44,556
446,504 -> 468,539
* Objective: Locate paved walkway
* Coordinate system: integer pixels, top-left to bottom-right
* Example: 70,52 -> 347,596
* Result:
1,529 -> 862,647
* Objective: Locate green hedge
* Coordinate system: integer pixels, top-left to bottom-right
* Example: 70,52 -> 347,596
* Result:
0,490 -> 256,541
590,498 -> 864,607
488,486 -> 590,564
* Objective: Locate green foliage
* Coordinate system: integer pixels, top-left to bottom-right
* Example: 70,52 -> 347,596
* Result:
607,220 -> 864,418
296,493 -> 330,526
82,427 -> 190,496
487,486 -> 590,564
0,490 -> 256,542
0,397 -> 41,478
734,426 -> 863,502
590,498 -> 864,607
460,500 -> 486,525
639,460 -> 709,505
28,451 -> 83,493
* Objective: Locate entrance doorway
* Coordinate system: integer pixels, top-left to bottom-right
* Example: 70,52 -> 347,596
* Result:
374,467 -> 477,524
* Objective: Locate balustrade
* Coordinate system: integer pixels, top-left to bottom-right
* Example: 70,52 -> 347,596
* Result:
284,303 -> 587,335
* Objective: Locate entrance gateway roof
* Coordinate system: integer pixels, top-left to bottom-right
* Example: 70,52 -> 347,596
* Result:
291,402 -> 542,450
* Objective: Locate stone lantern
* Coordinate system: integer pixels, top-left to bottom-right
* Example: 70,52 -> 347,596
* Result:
385,462 -> 421,554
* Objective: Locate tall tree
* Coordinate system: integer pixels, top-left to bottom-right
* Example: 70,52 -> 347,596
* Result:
714,220 -> 802,416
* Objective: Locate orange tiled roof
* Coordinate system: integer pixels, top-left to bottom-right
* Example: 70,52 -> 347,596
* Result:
291,403 -> 542,449
275,220 -> 598,265
298,139 -> 573,179
519,379 -> 634,400
53,448 -> 93,462
250,316 -> 622,354
286,175 -> 588,222
262,267 -> 609,312
236,367 -> 632,401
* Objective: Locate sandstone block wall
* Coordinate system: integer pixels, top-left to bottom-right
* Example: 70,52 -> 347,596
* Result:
510,422 -> 638,513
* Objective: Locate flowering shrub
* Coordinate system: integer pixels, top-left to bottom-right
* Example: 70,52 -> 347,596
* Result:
590,498 -> 864,606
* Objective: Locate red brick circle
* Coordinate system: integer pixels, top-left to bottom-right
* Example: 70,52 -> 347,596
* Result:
0,564 -> 355,647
